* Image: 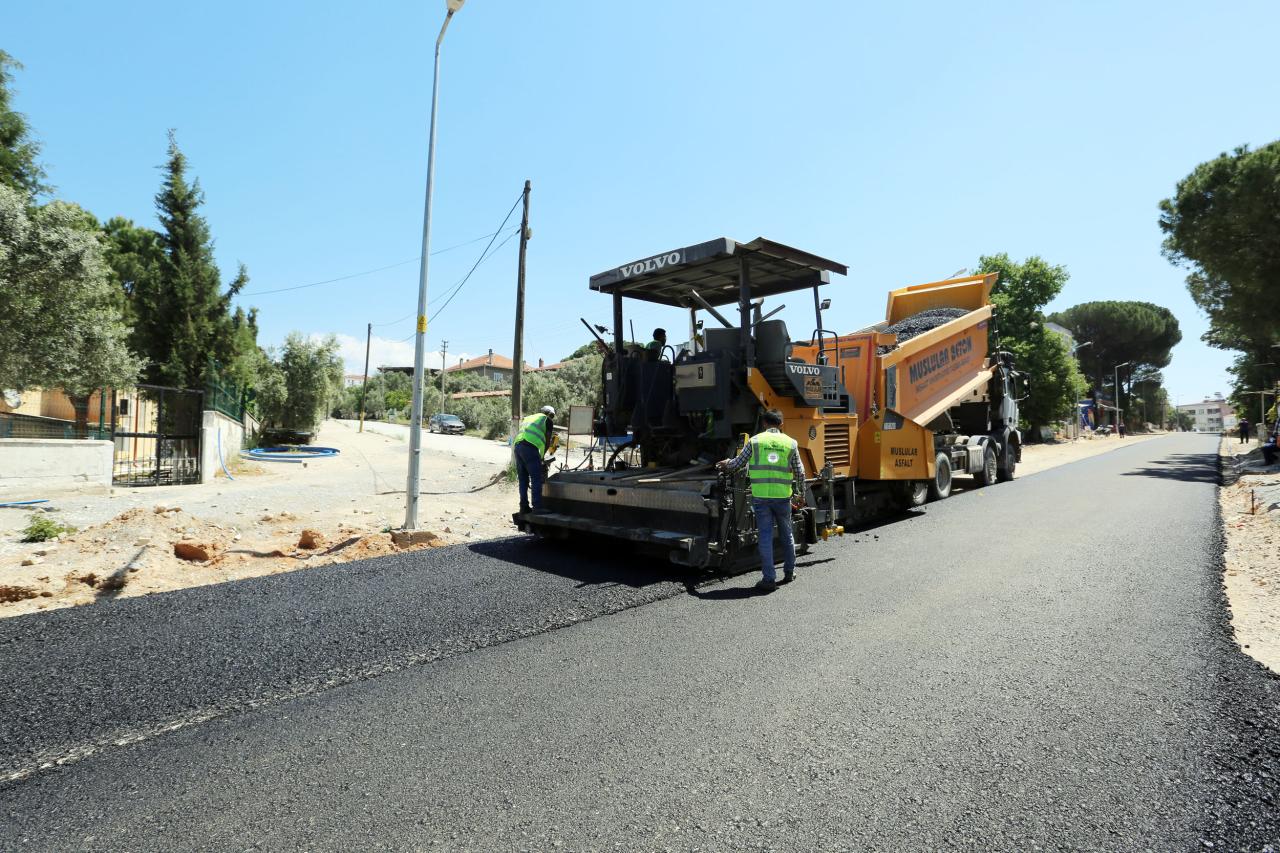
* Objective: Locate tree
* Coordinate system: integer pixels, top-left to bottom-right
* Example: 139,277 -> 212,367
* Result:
974,253 -> 1088,430
1160,142 -> 1280,354
1046,301 -> 1182,395
255,333 -> 344,435
0,50 -> 47,197
0,185 -> 141,412
1160,142 -> 1280,409
124,133 -> 249,388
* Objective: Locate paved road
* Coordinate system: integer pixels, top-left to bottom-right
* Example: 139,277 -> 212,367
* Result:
2,434 -> 1277,851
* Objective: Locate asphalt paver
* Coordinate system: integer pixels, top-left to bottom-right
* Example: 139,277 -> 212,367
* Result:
2,433 -> 1277,851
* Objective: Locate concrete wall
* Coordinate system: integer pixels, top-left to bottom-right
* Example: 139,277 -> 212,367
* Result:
0,438 -> 113,494
200,410 -> 246,484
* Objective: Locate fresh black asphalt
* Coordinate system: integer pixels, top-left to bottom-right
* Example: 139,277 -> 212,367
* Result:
1,433 -> 1277,851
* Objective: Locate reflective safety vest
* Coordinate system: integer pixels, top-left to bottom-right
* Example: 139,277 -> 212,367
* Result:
747,431 -> 798,499
517,413 -> 550,455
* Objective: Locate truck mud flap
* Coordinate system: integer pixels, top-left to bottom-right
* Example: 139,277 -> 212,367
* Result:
516,511 -> 710,568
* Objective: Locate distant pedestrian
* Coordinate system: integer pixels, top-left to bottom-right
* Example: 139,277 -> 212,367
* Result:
1239,418 -> 1251,444
514,406 -> 555,514
716,409 -> 805,591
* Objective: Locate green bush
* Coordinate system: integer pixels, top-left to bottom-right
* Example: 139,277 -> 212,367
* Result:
21,516 -> 76,542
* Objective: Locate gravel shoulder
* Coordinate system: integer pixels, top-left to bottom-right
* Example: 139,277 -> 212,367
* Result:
1220,434 -> 1280,674
0,420 -> 523,619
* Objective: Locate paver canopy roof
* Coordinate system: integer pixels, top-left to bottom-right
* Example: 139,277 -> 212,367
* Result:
589,237 -> 848,308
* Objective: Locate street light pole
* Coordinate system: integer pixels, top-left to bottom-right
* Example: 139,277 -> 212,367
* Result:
405,0 -> 466,532
1114,362 -> 1130,436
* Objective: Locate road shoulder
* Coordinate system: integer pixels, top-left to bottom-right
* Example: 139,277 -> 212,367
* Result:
1219,436 -> 1280,673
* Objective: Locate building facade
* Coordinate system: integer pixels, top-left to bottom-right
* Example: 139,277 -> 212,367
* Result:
1176,396 -> 1237,432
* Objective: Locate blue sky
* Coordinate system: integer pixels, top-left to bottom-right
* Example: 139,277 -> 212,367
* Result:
9,1 -> 1278,405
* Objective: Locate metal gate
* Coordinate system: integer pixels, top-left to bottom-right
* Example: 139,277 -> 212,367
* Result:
112,385 -> 203,486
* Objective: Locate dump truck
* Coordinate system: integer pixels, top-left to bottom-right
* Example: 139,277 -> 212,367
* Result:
515,236 -> 1024,569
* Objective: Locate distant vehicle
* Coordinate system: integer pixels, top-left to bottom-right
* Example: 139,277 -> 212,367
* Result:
428,413 -> 465,435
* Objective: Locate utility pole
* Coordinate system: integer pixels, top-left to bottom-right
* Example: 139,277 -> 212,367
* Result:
358,322 -> 372,432
439,340 -> 448,414
511,180 -> 531,430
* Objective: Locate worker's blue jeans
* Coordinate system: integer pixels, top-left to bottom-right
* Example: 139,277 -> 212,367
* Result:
514,441 -> 544,511
752,497 -> 795,582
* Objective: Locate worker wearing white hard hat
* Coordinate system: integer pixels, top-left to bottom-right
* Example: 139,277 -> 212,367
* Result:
514,406 -> 556,514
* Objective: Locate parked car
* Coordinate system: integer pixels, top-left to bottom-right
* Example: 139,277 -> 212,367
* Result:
428,413 -> 465,435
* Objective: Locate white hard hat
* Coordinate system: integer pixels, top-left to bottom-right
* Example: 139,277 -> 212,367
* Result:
540,405 -> 555,416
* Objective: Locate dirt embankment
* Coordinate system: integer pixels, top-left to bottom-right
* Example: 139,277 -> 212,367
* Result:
0,503 -> 446,618
1220,437 -> 1280,674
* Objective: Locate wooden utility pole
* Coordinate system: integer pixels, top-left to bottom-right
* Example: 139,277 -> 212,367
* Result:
512,180 -> 532,424
439,340 -> 448,414
358,322 -> 372,432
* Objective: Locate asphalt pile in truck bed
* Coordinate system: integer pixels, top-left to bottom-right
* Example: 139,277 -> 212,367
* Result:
878,307 -> 969,353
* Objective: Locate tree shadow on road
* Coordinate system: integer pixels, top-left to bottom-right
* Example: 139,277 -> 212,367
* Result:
1121,453 -> 1219,484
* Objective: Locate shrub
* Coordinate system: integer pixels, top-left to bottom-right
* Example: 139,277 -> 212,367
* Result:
21,516 -> 76,542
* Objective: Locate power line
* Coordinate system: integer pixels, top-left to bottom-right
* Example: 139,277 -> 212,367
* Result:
428,229 -> 518,319
425,193 -> 524,317
240,227 -> 516,297
384,227 -> 518,340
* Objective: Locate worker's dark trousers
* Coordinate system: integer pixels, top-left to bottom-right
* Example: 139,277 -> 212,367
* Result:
752,497 -> 795,583
514,440 -> 544,511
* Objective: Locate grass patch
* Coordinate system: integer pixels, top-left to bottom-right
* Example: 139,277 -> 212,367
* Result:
21,516 -> 76,543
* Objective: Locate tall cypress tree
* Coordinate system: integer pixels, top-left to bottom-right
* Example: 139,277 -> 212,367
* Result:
133,132 -> 248,387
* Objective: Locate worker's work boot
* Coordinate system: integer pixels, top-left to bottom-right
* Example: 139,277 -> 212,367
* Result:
755,578 -> 777,592
782,571 -> 795,584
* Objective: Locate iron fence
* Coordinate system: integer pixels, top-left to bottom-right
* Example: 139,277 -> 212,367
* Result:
0,411 -> 111,441
204,361 -> 256,422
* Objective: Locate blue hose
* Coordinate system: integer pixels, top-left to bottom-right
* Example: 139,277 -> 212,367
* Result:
0,499 -> 50,508
241,446 -> 341,463
217,429 -> 235,481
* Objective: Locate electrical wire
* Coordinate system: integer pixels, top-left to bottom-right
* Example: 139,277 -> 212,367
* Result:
428,229 -> 519,321
424,193 -> 523,318
240,227 -> 516,297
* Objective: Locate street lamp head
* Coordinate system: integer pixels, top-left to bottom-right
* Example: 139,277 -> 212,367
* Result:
446,0 -> 465,11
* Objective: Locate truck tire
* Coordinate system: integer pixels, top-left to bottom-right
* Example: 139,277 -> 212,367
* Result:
893,480 -> 929,511
928,452 -> 952,501
972,444 -> 998,488
997,441 -> 1017,482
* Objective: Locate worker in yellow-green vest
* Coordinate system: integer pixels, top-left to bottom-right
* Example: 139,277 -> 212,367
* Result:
716,409 -> 806,591
645,328 -> 667,361
514,406 -> 556,514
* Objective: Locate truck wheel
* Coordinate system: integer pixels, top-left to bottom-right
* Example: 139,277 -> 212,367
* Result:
972,445 -> 998,488
893,481 -> 928,511
928,452 -> 952,501
997,442 -> 1017,482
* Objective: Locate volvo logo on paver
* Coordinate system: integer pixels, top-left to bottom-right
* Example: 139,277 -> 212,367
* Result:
618,252 -> 682,279
787,364 -> 822,376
